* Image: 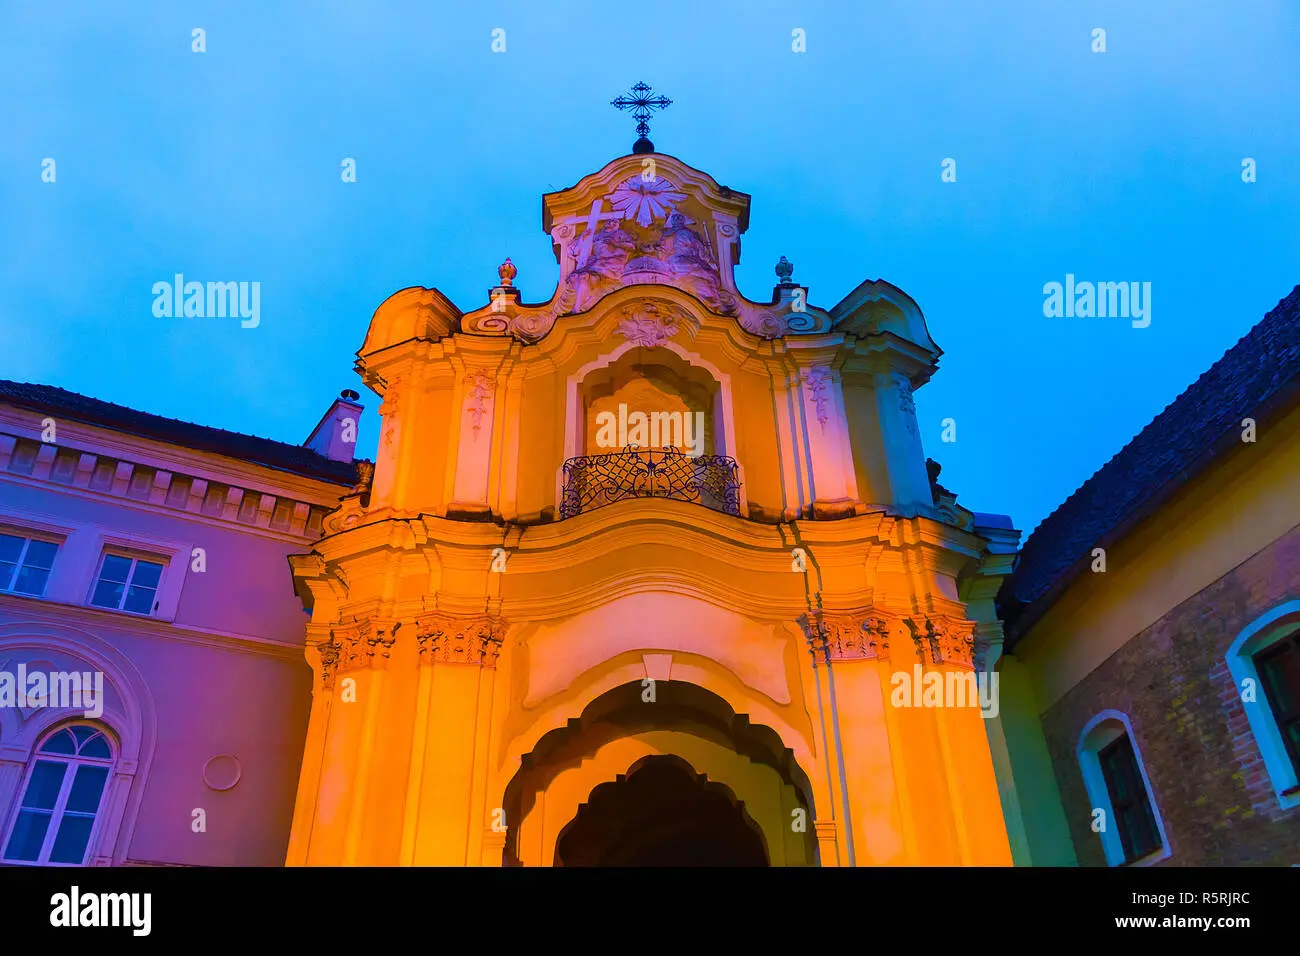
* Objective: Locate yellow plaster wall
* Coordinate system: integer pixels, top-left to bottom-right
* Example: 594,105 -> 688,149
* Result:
1017,402 -> 1300,709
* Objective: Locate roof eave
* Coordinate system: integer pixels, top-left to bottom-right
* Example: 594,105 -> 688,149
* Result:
1003,375 -> 1300,651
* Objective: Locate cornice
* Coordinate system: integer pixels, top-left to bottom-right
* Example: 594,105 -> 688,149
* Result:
0,594 -> 307,663
0,409 -> 351,504
294,501 -> 993,581
0,470 -> 328,546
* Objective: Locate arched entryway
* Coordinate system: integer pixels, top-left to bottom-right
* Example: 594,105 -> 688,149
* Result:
555,755 -> 768,866
500,680 -> 818,866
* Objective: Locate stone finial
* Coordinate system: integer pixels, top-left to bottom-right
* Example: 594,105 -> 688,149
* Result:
775,256 -> 795,284
498,258 -> 517,287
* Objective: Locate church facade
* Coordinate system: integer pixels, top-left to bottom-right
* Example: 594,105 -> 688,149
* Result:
285,147 -> 1020,866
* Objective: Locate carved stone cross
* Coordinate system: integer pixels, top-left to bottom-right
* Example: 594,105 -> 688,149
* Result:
556,198 -> 623,269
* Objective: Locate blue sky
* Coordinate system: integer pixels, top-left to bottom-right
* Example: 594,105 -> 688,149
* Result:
2,1 -> 1297,536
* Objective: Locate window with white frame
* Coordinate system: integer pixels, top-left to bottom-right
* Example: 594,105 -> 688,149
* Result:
0,531 -> 60,597
89,551 -> 165,615
1077,712 -> 1170,866
1226,601 -> 1300,810
2,724 -> 115,865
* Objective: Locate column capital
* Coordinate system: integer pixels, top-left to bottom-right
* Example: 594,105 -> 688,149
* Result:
904,615 -> 977,669
328,619 -> 402,677
973,623 -> 1006,673
812,819 -> 840,866
813,820 -> 838,839
798,609 -> 896,664
415,613 -> 506,666
307,631 -> 343,691
797,610 -> 828,662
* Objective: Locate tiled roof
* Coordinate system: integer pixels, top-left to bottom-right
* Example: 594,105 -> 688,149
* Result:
999,285 -> 1300,647
0,380 -> 358,486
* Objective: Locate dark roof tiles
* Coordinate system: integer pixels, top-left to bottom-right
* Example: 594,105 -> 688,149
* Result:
1000,285 -> 1300,643
0,380 -> 357,486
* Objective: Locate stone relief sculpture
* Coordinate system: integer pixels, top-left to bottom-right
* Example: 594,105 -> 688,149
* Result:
803,368 -> 833,432
614,300 -> 699,347
661,212 -> 718,276
565,177 -> 740,316
609,175 -> 687,227
463,173 -> 834,342
570,216 -> 639,312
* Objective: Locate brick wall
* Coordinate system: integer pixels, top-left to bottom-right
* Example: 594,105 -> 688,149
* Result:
1040,524 -> 1300,866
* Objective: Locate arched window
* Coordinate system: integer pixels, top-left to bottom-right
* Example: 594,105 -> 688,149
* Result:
2,723 -> 115,865
1226,600 -> 1300,810
1077,711 -> 1170,866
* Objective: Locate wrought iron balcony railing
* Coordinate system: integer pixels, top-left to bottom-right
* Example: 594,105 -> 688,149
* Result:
560,445 -> 741,519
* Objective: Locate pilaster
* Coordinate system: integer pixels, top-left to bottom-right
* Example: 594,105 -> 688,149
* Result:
871,369 -> 932,510
801,608 -> 909,865
403,613 -> 505,865
296,617 -> 401,866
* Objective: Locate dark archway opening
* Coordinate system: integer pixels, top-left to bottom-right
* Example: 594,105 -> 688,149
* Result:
555,755 -> 768,866
501,680 -> 817,866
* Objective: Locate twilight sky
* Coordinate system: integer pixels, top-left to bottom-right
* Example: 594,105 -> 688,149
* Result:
2,0 -> 1297,536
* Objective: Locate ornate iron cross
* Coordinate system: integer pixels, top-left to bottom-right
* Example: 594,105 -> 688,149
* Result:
611,81 -> 672,153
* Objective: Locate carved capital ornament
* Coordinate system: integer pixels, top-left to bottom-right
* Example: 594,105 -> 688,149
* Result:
798,610 -> 895,664
416,614 -> 506,666
905,616 -> 977,669
334,620 -> 401,673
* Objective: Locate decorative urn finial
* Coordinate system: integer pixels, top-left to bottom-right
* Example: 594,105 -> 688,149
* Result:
353,459 -> 375,496
498,257 -> 517,287
775,256 -> 795,284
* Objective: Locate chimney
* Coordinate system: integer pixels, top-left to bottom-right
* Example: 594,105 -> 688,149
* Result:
304,389 -> 363,463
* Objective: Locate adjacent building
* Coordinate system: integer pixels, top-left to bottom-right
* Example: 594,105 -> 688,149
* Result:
995,286 -> 1300,866
0,382 -> 360,865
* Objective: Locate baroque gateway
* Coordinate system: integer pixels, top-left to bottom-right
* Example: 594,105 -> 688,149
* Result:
283,138 -> 1019,867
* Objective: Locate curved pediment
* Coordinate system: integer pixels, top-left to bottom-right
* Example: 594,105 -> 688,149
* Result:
542,153 -> 752,236
361,286 -> 462,354
830,279 -> 940,357
458,152 -> 834,344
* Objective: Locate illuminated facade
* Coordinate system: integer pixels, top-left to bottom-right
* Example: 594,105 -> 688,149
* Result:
286,147 -> 1020,866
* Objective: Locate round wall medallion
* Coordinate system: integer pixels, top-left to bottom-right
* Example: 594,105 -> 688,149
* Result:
203,754 -> 242,791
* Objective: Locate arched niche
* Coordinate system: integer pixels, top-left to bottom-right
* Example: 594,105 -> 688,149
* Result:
580,347 -> 719,457
563,336 -> 739,464
559,334 -> 746,517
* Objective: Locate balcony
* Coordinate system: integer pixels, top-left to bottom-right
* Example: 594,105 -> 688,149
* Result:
560,445 -> 741,519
